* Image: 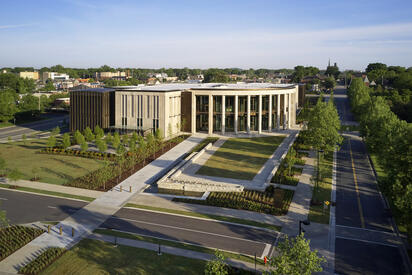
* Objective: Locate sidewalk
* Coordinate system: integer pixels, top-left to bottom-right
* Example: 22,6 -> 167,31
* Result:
88,233 -> 267,273
0,135 -> 203,274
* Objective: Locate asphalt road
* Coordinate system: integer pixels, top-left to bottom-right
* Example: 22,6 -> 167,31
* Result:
0,189 -> 275,257
332,86 -> 408,274
0,114 -> 68,140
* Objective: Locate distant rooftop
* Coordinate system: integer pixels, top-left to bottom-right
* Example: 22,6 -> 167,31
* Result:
70,88 -> 115,93
110,83 -> 296,92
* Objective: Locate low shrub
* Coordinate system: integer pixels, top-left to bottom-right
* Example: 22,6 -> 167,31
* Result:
0,226 -> 44,261
174,187 -> 294,216
20,247 -> 66,275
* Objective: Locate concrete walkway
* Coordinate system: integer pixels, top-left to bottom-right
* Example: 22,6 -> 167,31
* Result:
88,233 -> 267,272
0,135 -> 203,274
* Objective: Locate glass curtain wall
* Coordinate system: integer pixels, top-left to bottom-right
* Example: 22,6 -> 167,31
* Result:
196,96 -> 209,132
238,96 -> 247,132
262,95 -> 269,130
250,96 -> 258,131
213,96 -> 222,132
225,96 -> 234,131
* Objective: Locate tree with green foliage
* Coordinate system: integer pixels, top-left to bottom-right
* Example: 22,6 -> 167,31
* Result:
51,126 -> 60,136
325,65 -> 340,79
146,133 -> 156,158
121,134 -> 129,145
116,143 -> 126,155
80,141 -> 88,152
43,80 -> 55,91
62,133 -> 71,149
8,168 -> 22,183
204,250 -> 228,275
18,94 -> 41,117
267,234 -> 325,275
286,147 -> 297,176
322,77 -> 336,90
83,127 -> 95,142
203,69 -> 229,83
0,89 -> 17,122
94,125 -> 104,139
22,134 -> 27,145
112,133 -> 121,149
47,135 -> 56,148
105,133 -> 113,145
155,128 -> 164,148
96,139 -> 107,153
74,130 -> 84,145
31,167 -> 40,181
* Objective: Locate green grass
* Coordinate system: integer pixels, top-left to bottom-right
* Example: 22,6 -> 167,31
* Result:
41,239 -> 207,275
196,136 -> 285,180
94,229 -> 265,265
124,203 -> 281,231
308,151 -> 333,224
0,121 -> 14,128
0,183 -> 94,202
189,137 -> 219,153
0,139 -> 107,185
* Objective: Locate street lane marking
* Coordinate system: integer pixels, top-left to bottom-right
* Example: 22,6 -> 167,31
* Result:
262,244 -> 271,258
335,235 -> 398,248
348,139 -> 365,228
48,206 -> 57,209
0,198 -> 8,200
336,224 -> 394,235
111,216 -> 271,246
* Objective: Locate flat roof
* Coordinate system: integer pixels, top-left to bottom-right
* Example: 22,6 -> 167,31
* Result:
70,88 -> 115,93
111,83 -> 296,92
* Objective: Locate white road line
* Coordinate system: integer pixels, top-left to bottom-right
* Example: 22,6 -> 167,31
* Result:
112,216 -> 270,246
47,206 -> 57,209
0,198 -> 8,200
335,235 -> 399,248
336,224 -> 394,236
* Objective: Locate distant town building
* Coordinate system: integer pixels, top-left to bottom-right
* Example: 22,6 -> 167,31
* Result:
95,71 -> 127,81
42,72 -> 70,82
19,71 -> 39,80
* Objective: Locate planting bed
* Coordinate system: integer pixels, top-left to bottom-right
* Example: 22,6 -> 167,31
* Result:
0,225 -> 44,261
20,247 -> 66,275
64,135 -> 189,191
174,186 -> 293,215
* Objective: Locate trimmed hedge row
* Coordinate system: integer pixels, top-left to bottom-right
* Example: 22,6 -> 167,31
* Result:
20,247 -> 66,275
174,186 -> 294,216
0,226 -> 44,261
40,147 -> 117,161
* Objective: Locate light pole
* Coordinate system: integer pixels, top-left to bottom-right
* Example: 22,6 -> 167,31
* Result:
299,220 -> 310,235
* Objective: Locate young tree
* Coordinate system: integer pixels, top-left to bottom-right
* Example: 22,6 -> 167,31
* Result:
94,125 -> 104,139
47,135 -> 56,148
121,134 -> 129,145
22,134 -> 27,145
32,167 -> 40,181
105,133 -> 113,144
204,250 -> 228,275
116,143 -> 126,155
0,89 -> 17,122
74,130 -> 84,145
155,128 -> 164,151
112,134 -> 121,149
51,126 -> 60,136
96,139 -> 107,153
8,168 -> 22,183
267,234 -> 325,275
128,139 -> 137,152
80,141 -> 88,152
167,123 -> 173,138
62,133 -> 71,149
83,127 -> 95,142
146,133 -> 156,159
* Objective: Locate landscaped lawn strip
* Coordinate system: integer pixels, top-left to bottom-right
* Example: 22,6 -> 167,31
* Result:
124,203 -> 281,231
189,137 -> 219,154
174,186 -> 293,216
196,136 -> 285,180
0,139 -> 107,185
308,150 -> 333,224
94,228 -> 265,265
41,239 -> 207,275
0,225 -> 44,261
0,183 -> 94,202
20,247 -> 66,275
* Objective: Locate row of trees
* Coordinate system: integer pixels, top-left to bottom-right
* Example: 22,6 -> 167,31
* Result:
348,78 -> 412,239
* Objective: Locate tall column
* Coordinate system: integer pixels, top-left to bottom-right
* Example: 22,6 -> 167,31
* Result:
222,95 -> 226,134
288,93 -> 291,129
277,94 -> 280,129
247,95 -> 251,134
283,93 -> 287,130
208,94 -> 213,135
258,95 -> 262,134
191,93 -> 196,134
234,95 -> 238,134
268,95 -> 272,132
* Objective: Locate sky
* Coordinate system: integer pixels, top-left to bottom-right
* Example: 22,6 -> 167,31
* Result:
1,0 -> 412,70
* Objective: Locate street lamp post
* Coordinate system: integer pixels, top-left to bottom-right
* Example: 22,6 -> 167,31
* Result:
299,220 -> 310,235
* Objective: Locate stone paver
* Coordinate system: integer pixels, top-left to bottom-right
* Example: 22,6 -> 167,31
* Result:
0,135 -> 203,274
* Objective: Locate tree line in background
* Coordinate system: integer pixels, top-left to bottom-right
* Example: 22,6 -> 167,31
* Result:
348,78 -> 412,240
